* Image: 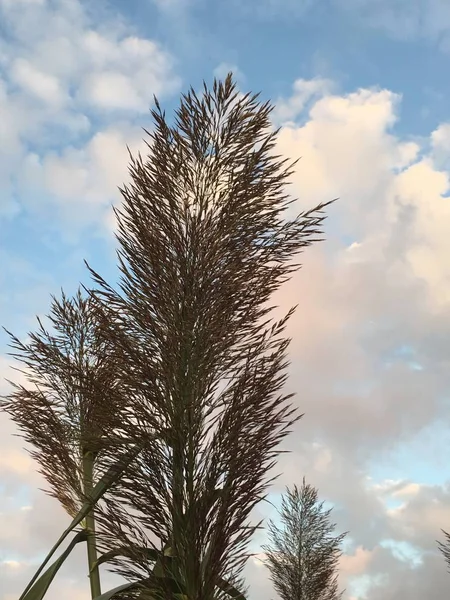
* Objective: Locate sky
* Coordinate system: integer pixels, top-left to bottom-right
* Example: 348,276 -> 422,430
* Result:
2,0 -> 450,598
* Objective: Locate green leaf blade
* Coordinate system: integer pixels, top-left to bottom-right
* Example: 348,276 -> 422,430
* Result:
21,530 -> 88,600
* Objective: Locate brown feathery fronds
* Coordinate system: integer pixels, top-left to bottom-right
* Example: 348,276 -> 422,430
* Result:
262,477 -> 348,600
0,287 -> 140,599
1,287 -> 129,516
84,72 -> 336,600
437,529 -> 450,572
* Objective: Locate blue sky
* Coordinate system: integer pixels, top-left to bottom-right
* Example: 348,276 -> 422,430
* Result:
2,0 -> 450,599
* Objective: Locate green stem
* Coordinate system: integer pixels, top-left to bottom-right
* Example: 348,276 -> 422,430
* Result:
83,449 -> 102,599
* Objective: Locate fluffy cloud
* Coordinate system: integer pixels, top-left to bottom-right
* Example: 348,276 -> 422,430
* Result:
238,77 -> 450,597
213,62 -> 246,84
272,77 -> 334,124
18,124 -> 150,237
76,33 -> 179,112
0,0 -> 180,230
10,58 -> 68,108
0,0 -> 180,114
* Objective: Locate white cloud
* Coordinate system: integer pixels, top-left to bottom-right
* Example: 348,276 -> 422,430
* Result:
246,79 -> 450,596
272,77 -> 334,124
18,124 -> 149,238
213,62 -> 246,84
76,34 -> 180,112
81,72 -> 142,111
340,546 -> 374,578
0,0 -> 180,234
431,122 -> 450,169
275,86 -> 401,202
10,58 -> 68,108
274,83 -> 450,320
0,1 -> 180,114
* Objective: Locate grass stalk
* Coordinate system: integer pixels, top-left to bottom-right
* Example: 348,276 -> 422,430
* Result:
83,449 -> 102,599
